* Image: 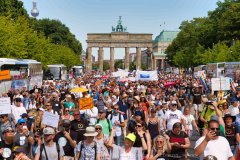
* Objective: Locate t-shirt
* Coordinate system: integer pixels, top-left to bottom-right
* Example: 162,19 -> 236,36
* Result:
14,131 -> 34,155
110,145 -> 142,160
164,109 -> 183,130
53,130 -> 78,157
201,107 -> 216,128
193,92 -> 201,104
182,114 -> 195,130
178,94 -> 186,106
35,142 -> 64,160
51,100 -> 62,115
63,101 -> 75,115
70,119 -> 89,142
194,136 -> 233,160
225,124 -> 238,146
108,113 -> 124,137
167,131 -> 188,158
0,139 -> 14,160
96,118 -> 112,137
11,105 -> 27,122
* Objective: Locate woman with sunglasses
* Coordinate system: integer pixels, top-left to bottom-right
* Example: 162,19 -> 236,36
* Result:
94,124 -> 111,160
61,107 -> 74,121
133,121 -> 151,160
148,135 -> 171,160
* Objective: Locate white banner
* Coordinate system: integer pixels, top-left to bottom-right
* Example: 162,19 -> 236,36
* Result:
112,70 -> 129,78
42,111 -> 60,128
135,70 -> 158,81
211,77 -> 231,91
0,97 -> 11,114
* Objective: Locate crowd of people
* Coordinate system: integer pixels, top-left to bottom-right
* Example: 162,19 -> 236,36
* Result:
0,71 -> 239,160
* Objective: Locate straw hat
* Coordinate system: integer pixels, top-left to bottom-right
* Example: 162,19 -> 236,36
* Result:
134,96 -> 140,102
84,126 -> 98,137
122,94 -> 128,99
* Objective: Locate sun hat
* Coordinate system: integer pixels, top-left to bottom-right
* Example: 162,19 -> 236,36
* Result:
125,133 -> 136,143
95,123 -> 103,128
122,94 -> 128,99
224,114 -> 236,122
134,96 -> 140,102
84,126 -> 98,137
21,113 -> 28,118
43,127 -> 55,135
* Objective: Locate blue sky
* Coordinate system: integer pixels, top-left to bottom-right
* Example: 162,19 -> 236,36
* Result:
22,0 -> 221,59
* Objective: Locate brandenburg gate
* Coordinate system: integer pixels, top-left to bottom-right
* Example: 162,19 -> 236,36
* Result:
86,17 -> 153,71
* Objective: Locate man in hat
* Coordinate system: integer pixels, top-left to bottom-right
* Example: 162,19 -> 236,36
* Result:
14,118 -> 34,156
11,97 -> 27,124
0,127 -> 15,159
224,114 -> 239,154
195,117 -> 234,160
228,97 -> 239,116
34,127 -> 64,160
54,119 -> 77,159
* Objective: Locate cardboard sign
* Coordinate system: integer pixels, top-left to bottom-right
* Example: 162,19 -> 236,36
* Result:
42,111 -> 60,128
135,70 -> 158,81
211,77 -> 231,91
0,70 -> 11,81
95,80 -> 102,86
79,97 -> 94,110
0,97 -> 11,114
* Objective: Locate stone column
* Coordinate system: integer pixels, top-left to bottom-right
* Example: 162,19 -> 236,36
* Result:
136,47 -> 141,70
110,47 -> 115,71
161,59 -> 164,70
125,47 -> 130,70
87,47 -> 92,71
98,47 -> 104,72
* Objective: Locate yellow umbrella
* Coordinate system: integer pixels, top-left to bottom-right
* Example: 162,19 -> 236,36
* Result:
70,87 -> 88,93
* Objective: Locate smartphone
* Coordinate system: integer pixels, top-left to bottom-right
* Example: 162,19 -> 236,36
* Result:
22,125 -> 27,129
206,101 -> 213,105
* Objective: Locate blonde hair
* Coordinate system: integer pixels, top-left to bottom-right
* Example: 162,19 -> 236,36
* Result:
153,135 -> 168,153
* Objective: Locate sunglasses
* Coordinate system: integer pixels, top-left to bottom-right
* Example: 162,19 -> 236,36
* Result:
156,140 -> 163,143
5,130 -> 14,133
74,114 -> 80,116
210,127 -> 219,131
136,125 -> 142,127
46,105 -> 51,106
65,110 -> 69,112
114,108 -> 119,110
34,135 -> 40,138
95,128 -> 102,130
19,123 -> 25,125
172,104 -> 177,106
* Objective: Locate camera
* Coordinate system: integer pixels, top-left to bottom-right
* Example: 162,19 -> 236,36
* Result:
206,101 -> 213,105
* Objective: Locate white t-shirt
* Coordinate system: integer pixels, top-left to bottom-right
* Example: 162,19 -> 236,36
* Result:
108,113 -> 124,137
182,114 -> 195,130
110,145 -> 142,160
194,136 -> 233,160
228,105 -> 239,116
11,105 -> 27,122
85,107 -> 98,125
164,109 -> 183,130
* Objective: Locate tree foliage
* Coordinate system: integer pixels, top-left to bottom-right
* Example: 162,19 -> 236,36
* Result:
166,0 -> 240,67
0,1 -> 82,69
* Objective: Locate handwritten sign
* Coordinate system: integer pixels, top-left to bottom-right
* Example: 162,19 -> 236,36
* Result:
0,97 -> 11,114
42,111 -> 60,128
0,70 -> 11,81
211,77 -> 231,91
79,97 -> 94,110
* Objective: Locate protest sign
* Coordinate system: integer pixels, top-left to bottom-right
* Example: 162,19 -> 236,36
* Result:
0,97 -> 11,114
0,70 -> 11,81
42,112 -> 60,128
79,97 -> 94,110
135,70 -> 158,81
211,77 -> 231,91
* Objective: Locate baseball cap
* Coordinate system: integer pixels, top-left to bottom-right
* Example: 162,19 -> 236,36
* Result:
135,111 -> 142,117
15,98 -> 22,102
21,113 -> 28,118
171,101 -> 177,105
98,109 -> 106,113
13,146 -> 25,154
17,118 -> 26,125
37,108 -> 45,112
231,97 -> 238,103
3,127 -> 14,134
209,115 -> 219,123
43,127 -> 55,135
125,133 -> 136,143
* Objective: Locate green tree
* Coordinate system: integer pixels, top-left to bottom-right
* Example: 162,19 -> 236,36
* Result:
114,60 -> 123,69
30,18 -> 82,55
103,61 -> 110,71
130,61 -> 136,71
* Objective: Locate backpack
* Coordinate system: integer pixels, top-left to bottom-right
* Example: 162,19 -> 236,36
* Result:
40,142 -> 60,160
79,141 -> 97,160
97,118 -> 111,133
